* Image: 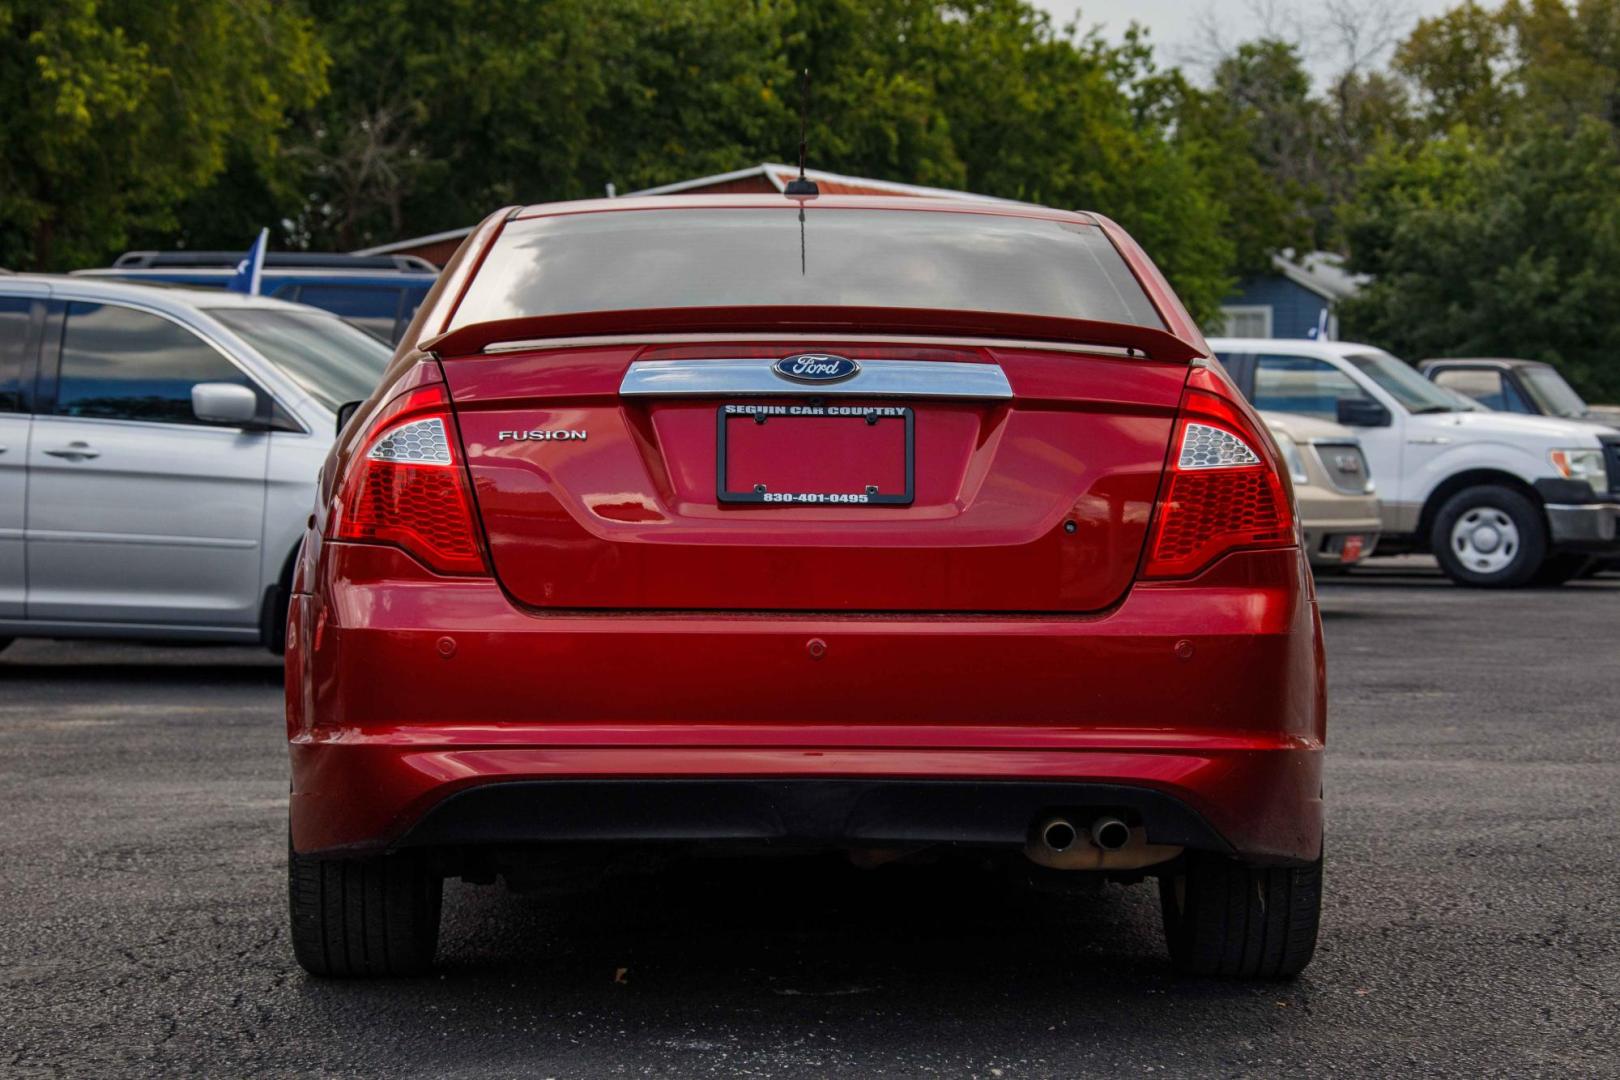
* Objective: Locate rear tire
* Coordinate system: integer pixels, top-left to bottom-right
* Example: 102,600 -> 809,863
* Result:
0,637 -> 13,655
288,843 -> 442,977
1431,485 -> 1547,588
1158,851 -> 1322,978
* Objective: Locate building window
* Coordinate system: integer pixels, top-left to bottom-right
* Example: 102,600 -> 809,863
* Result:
1220,306 -> 1273,338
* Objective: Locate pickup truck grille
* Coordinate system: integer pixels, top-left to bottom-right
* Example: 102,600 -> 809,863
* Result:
1312,441 -> 1373,495
1602,435 -> 1620,496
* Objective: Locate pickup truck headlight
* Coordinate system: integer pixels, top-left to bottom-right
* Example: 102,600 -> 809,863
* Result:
1274,432 -> 1310,486
1550,448 -> 1609,494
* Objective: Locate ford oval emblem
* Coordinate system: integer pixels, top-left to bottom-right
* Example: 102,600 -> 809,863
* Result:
774,353 -> 860,383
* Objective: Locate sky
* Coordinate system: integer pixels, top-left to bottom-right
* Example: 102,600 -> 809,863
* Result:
1035,0 -> 1463,86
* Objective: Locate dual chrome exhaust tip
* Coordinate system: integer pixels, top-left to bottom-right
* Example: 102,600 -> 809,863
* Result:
1039,815 -> 1130,854
1027,813 -> 1181,871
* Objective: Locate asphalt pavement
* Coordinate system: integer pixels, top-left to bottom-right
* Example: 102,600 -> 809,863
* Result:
2,559 -> 1616,1077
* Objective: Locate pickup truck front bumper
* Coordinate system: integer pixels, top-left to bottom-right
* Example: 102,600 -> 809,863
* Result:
1535,479 -> 1620,551
1545,502 -> 1619,548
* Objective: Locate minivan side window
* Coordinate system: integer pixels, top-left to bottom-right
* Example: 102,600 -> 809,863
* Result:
56,302 -> 252,425
0,296 -> 30,413
1252,355 -> 1375,420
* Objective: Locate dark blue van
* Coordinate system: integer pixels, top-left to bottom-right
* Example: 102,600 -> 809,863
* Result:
75,252 -> 438,343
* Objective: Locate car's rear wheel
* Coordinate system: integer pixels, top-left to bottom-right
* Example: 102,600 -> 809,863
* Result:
288,842 -> 442,977
1158,850 -> 1322,978
1431,485 -> 1548,588
0,637 -> 13,655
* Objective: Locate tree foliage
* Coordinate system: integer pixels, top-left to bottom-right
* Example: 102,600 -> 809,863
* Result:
1342,0 -> 1620,397
0,0 -> 326,270
8,0 -> 1248,321
1342,121 -> 1620,399
19,0 -> 1620,388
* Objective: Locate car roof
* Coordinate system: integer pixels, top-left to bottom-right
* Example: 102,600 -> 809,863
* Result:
1420,357 -> 1551,370
109,250 -> 436,272
1206,337 -> 1386,359
510,193 -> 1102,227
0,273 -> 314,313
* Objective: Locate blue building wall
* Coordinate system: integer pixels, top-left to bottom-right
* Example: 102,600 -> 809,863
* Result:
1225,275 -> 1330,339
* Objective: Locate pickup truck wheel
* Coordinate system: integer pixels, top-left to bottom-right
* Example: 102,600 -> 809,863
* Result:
1158,850 -> 1322,978
1431,486 -> 1548,588
288,842 -> 442,977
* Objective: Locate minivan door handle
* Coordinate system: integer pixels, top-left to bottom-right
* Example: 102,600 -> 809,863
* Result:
44,441 -> 100,461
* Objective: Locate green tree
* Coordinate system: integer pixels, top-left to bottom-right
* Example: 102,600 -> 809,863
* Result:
235,0 -> 1239,320
1341,118 -> 1620,398
1395,1 -> 1516,131
272,0 -> 793,251
779,0 -> 965,190
1193,36 -> 1416,258
33,0 -> 1245,320
0,0 -> 327,269
890,5 -> 1238,321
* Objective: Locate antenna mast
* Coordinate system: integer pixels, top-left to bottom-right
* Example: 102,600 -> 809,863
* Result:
784,69 -> 819,198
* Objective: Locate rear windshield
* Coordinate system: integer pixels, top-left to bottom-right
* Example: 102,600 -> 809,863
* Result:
450,208 -> 1165,330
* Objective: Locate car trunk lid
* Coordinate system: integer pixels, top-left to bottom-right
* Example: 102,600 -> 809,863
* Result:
439,339 -> 1186,613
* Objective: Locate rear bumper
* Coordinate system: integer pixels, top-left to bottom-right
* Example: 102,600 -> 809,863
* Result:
287,544 -> 1325,866
390,778 -> 1235,853
1301,518 -> 1381,567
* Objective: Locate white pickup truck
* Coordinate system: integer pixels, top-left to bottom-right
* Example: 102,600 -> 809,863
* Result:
1211,338 -> 1620,587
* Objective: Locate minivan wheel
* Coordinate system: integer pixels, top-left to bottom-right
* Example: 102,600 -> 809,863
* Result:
1158,850 -> 1322,978
1431,485 -> 1548,588
288,842 -> 442,977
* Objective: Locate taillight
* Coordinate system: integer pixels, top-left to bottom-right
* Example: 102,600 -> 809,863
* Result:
1142,363 -> 1295,579
330,381 -> 487,575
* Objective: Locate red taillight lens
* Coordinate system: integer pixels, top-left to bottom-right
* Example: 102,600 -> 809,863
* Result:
331,384 -> 487,575
1142,364 -> 1295,579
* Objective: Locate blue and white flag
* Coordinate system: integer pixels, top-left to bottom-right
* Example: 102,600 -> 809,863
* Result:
226,228 -> 269,295
1308,306 -> 1331,341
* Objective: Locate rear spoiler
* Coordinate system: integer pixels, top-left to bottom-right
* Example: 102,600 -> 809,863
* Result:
422,306 -> 1204,363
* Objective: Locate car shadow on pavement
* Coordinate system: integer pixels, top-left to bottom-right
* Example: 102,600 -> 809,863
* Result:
0,661 -> 282,688
289,855 -> 1296,1070
0,640 -> 281,687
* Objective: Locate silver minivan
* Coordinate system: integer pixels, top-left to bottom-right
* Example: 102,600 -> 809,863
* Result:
0,277 -> 393,652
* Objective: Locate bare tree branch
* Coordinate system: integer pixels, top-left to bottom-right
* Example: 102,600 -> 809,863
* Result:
1316,0 -> 1414,79
1174,0 -> 1310,79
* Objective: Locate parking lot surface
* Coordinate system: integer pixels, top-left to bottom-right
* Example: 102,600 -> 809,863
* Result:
2,560 -> 1617,1078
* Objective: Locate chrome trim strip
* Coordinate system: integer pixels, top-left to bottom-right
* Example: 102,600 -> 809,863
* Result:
23,529 -> 257,549
485,332 -> 1134,359
619,358 -> 1014,399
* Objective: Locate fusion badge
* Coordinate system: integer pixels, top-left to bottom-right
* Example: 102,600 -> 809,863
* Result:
773,353 -> 861,383
498,429 -> 587,441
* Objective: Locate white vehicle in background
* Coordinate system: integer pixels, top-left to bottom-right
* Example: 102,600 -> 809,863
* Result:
1212,338 -> 1620,587
1259,411 -> 1380,569
0,277 -> 394,653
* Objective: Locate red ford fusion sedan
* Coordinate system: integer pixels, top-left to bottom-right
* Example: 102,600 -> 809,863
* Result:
286,194 -> 1325,979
